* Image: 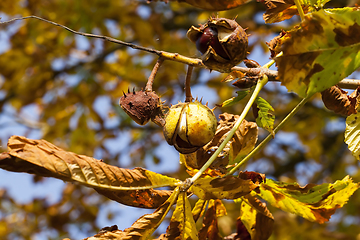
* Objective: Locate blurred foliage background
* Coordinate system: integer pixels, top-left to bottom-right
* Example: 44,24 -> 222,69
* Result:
0,0 -> 360,239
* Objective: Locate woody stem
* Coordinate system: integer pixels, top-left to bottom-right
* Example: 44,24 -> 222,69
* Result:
185,65 -> 194,102
145,57 -> 164,92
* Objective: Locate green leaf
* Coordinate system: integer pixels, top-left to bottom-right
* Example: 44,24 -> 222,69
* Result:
258,176 -> 359,223
345,112 -> 360,160
255,96 -> 275,135
219,90 -> 249,108
276,8 -> 360,98
190,175 -> 258,200
167,192 -> 199,240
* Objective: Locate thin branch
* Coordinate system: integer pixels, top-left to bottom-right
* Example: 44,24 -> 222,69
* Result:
0,16 -> 203,67
145,57 -> 164,92
1,16 -> 360,89
185,65 -> 194,102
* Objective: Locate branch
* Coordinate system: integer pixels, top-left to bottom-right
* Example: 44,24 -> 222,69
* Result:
1,16 -> 360,89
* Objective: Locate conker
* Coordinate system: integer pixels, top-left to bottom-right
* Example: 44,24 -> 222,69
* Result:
119,89 -> 165,127
195,27 -> 229,60
163,101 -> 217,154
187,17 -> 248,71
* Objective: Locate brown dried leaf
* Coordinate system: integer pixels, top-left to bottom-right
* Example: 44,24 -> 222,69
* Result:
321,86 -> 359,116
0,136 -> 181,208
266,30 -> 287,59
84,189 -> 179,239
263,0 -> 310,24
198,200 -> 224,240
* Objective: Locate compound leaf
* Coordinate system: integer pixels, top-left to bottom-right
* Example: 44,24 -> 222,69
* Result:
258,176 -> 359,223
276,8 -> 360,98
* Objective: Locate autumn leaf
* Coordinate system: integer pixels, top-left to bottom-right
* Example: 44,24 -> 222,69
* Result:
190,175 -> 259,200
148,0 -> 252,11
85,188 -> 180,240
236,194 -> 274,240
198,199 -> 226,240
0,136 -> 181,208
254,96 -> 275,136
164,192 -> 199,240
192,199 -> 208,222
276,8 -> 360,98
263,0 -> 330,23
258,176 -> 359,223
345,112 -> 360,160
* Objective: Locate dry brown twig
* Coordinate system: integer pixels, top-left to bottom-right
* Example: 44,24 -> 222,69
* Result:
1,15 -> 360,89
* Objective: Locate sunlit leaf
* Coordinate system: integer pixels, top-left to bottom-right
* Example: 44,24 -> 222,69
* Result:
192,199 -> 207,222
165,192 -> 199,240
254,96 -> 275,136
190,175 -> 259,200
258,176 -> 359,223
276,8 -> 360,98
263,0 -> 331,23
237,194 -> 274,240
345,112 -> 360,160
0,136 -> 181,208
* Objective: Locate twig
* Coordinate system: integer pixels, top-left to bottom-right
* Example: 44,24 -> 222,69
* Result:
145,57 -> 164,92
185,65 -> 194,102
2,16 -> 360,89
0,16 -> 203,67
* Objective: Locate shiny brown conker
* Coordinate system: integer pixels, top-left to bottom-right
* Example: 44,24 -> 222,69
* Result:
195,27 -> 229,60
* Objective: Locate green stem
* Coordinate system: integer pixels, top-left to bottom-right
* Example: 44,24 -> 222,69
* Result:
294,0 -> 305,21
227,94 -> 312,176
190,75 -> 269,183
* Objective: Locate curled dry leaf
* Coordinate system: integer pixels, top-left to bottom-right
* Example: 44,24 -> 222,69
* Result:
321,85 -> 359,116
263,0 -> 310,24
266,30 -> 286,59
0,136 -> 182,208
185,113 -> 258,175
